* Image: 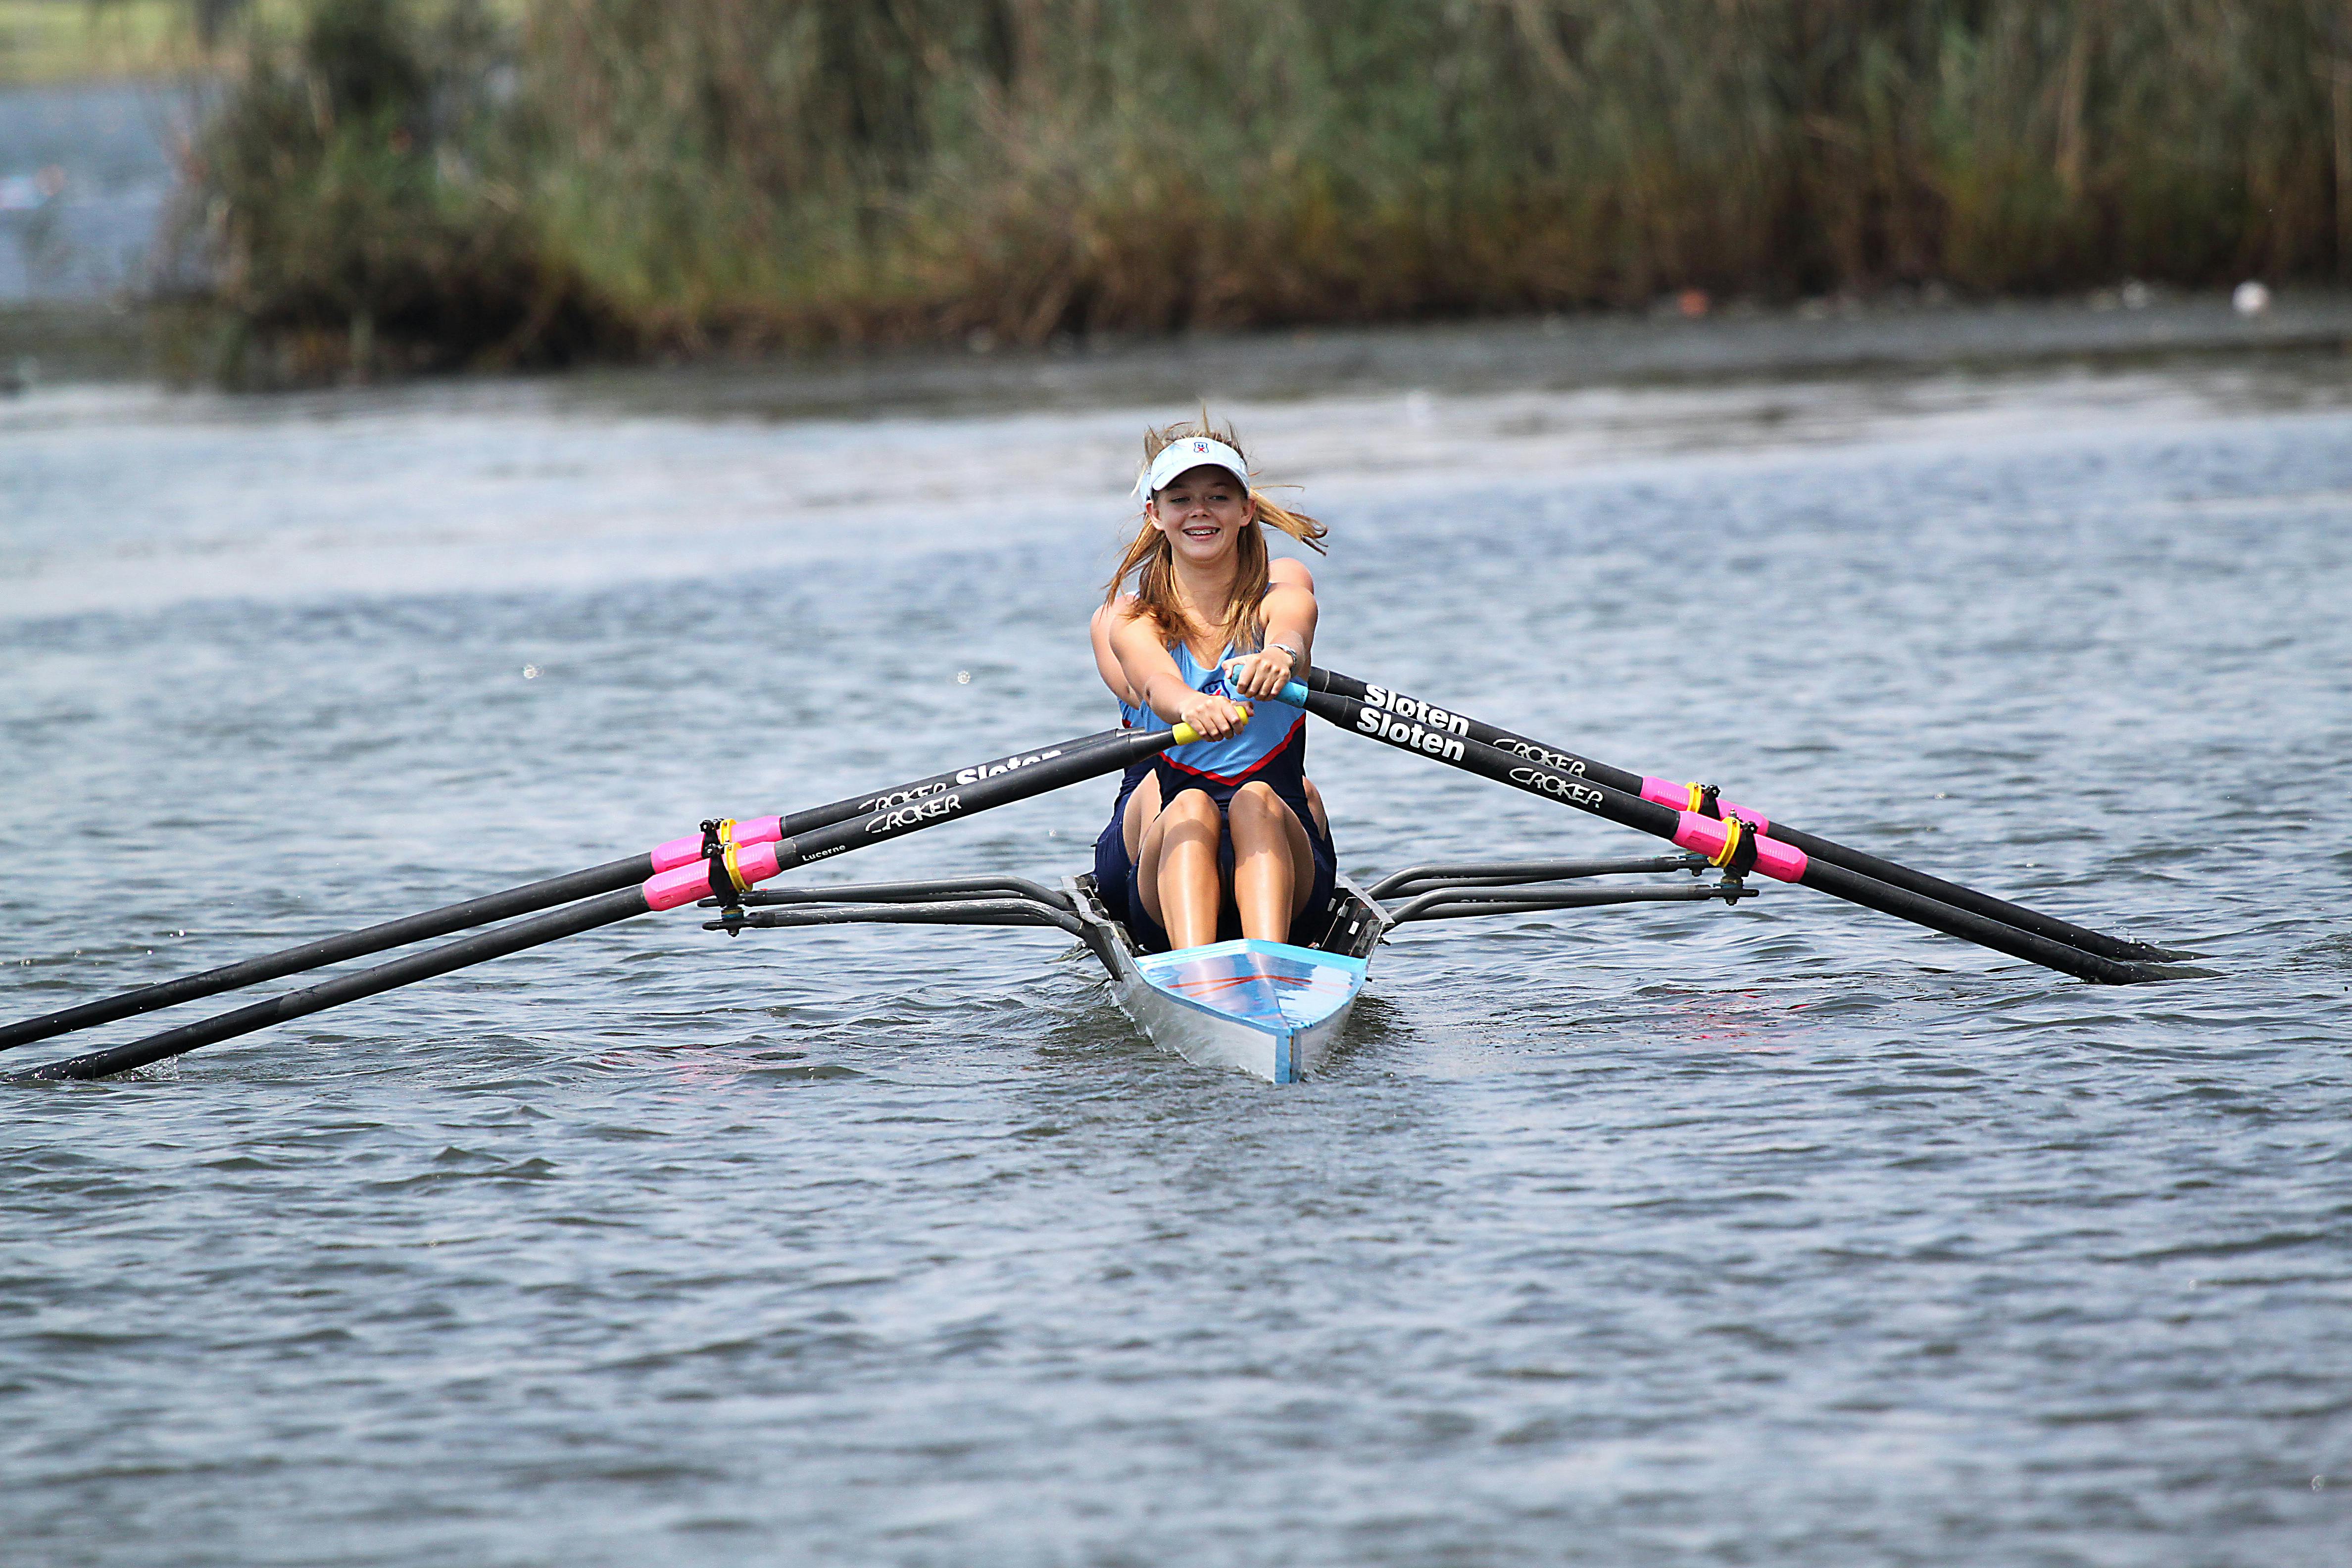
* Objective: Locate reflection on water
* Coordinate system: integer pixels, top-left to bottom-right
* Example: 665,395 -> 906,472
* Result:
2,343 -> 2350,1566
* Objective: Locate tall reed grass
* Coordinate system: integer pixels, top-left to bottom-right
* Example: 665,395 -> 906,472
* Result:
189,0 -> 2352,379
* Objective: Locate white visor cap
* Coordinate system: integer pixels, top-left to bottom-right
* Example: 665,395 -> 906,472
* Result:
1134,438 -> 1250,503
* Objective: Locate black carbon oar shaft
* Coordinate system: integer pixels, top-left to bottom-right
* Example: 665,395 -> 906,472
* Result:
0,855 -> 654,1055
1306,666 -> 2183,963
778,729 -> 1121,835
14,890 -> 653,1082
1287,681 -> 2180,985
0,730 -> 1127,1054
14,725 -> 1178,1081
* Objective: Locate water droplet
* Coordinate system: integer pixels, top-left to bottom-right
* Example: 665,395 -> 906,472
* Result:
956,671 -> 972,685
523,665 -> 539,679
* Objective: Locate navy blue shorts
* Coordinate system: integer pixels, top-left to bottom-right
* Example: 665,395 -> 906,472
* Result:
1120,780 -> 1337,954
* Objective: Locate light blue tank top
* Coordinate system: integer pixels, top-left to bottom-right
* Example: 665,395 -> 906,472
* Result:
1158,641 -> 1307,784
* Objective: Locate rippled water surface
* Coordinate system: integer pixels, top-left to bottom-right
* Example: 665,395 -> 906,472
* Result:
4,344 -> 2351,1566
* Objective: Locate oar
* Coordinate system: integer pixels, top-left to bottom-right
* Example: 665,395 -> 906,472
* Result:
0,730 -> 1126,1054
11,721 -> 1193,1082
1277,679 -> 2194,985
1305,667 -> 2187,963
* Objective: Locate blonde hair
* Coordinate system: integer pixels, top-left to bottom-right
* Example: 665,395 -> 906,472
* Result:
1105,412 -> 1327,655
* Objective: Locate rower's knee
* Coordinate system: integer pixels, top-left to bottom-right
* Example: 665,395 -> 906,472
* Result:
1232,780 -> 1289,832
1229,781 -> 1282,827
1162,788 -> 1222,833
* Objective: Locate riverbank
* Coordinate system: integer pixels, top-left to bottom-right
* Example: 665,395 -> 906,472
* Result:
549,290 -> 2352,424
164,0 -> 2352,385
10,287 -> 2352,418
0,0 -> 198,86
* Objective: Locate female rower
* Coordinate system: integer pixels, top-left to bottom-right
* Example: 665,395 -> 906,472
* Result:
1096,421 -> 1335,951
1087,572 -> 1328,930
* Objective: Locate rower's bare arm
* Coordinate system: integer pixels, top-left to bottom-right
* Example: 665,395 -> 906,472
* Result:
1108,602 -> 1248,738
1090,600 -> 1139,707
1270,556 -> 1316,594
1231,582 -> 1318,698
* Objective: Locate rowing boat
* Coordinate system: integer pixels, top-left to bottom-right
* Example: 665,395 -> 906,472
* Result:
1068,872 -> 1386,1082
709,854 -> 1750,1083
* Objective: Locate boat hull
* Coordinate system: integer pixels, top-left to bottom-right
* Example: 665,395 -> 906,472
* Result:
1067,876 -> 1386,1083
1112,938 -> 1364,1082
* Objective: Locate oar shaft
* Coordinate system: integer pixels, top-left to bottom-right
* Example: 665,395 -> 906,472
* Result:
14,724 -> 1185,1081
1,731 -> 1133,1054
1283,681 -> 2174,984
14,890 -> 653,1082
649,730 -> 1127,868
1305,666 -> 2182,963
1789,857 -> 2173,981
0,855 -> 652,1053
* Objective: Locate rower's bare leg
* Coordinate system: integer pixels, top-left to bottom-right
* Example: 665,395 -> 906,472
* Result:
1138,787 -> 1225,949
1228,781 -> 1312,942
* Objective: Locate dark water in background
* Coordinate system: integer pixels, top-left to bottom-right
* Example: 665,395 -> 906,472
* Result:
3,348 -> 2350,1565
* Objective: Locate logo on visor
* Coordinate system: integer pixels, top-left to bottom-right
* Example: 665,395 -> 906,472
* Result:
1193,441 -> 1209,452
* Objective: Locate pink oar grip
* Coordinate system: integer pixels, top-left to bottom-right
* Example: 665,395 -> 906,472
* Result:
641,841 -> 784,911
648,815 -> 785,872
1671,812 -> 1808,882
1640,777 -> 1769,834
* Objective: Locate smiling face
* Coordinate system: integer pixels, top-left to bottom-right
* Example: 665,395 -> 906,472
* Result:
1146,465 -> 1256,566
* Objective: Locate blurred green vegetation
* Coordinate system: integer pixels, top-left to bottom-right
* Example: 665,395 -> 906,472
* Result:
0,0 -> 194,83
178,0 -> 2352,383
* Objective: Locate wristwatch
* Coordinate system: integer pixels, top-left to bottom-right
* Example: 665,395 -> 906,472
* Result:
1267,641 -> 1302,669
